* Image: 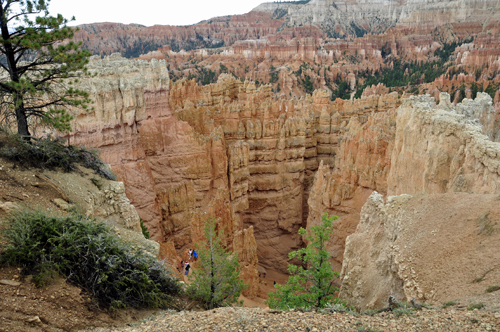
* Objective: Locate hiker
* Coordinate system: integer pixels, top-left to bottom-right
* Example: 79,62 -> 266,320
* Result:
188,248 -> 193,260
185,261 -> 190,275
193,249 -> 198,261
180,260 -> 185,273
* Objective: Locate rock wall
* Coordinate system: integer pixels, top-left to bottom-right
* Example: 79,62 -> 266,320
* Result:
170,75 -> 401,270
67,54 -> 403,273
254,0 -> 500,38
388,93 -> 500,195
339,92 -> 500,309
66,54 -> 260,295
307,105 -> 396,269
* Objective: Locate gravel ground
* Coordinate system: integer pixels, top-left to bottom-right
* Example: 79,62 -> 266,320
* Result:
83,306 -> 500,332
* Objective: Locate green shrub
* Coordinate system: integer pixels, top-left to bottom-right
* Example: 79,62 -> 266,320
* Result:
266,213 -> 341,310
486,285 -> 500,293
391,302 -> 414,317
140,219 -> 150,239
0,134 -> 116,180
187,218 -> 247,309
0,209 -> 180,309
467,303 -> 484,311
442,300 -> 457,308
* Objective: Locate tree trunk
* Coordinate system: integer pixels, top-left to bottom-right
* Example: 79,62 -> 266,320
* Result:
15,104 -> 31,138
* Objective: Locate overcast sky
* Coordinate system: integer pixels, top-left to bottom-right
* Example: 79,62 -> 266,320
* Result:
49,0 -> 270,27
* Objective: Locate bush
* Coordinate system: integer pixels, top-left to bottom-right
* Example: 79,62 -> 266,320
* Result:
140,219 -> 150,239
467,303 -> 484,311
392,305 -> 414,317
0,209 -> 181,309
187,218 -> 247,309
266,213 -> 341,310
0,134 -> 116,180
442,300 -> 457,308
486,285 -> 500,293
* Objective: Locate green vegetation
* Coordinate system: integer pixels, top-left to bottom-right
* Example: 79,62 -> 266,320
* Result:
485,82 -> 500,100
269,65 -> 279,84
0,133 -> 116,180
266,213 -> 342,310
123,38 -> 162,59
331,80 -> 351,100
187,218 -> 247,309
140,219 -> 150,239
0,0 -> 92,137
301,75 -> 314,95
486,285 -> 500,293
392,302 -> 415,317
0,209 -> 181,309
442,301 -> 457,308
434,37 -> 473,62
467,303 -> 484,311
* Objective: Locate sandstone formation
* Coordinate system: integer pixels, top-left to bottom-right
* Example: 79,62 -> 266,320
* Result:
40,165 -> 160,256
65,54 -> 260,295
66,53 -> 406,274
338,93 -> 500,308
66,31 -> 499,304
254,0 -> 500,38
388,93 -> 500,195
73,11 -> 284,57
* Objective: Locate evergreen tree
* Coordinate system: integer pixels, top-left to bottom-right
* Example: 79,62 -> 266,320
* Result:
266,213 -> 341,310
187,218 -> 247,309
0,0 -> 92,137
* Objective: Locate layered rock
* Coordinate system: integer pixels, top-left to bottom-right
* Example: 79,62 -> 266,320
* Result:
169,75 -> 402,270
339,93 -> 500,309
73,11 -> 284,56
254,0 -> 500,38
65,54 -> 260,295
388,93 -> 500,195
307,104 -> 396,269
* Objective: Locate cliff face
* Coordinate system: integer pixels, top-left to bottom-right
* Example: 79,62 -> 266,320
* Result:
388,93 -> 500,195
67,54 -> 260,296
169,76 -> 402,270
68,54 -> 404,273
307,104 -> 396,269
68,53 -> 500,306
254,0 -> 500,38
339,93 -> 500,308
74,11 -> 284,57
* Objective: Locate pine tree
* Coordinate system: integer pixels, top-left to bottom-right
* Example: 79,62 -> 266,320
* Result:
266,213 -> 342,310
187,218 -> 247,309
0,0 -> 92,137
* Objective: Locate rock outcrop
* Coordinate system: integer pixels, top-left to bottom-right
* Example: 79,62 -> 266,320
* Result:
340,191 -> 500,309
339,93 -> 500,309
67,54 -> 404,273
388,93 -> 500,195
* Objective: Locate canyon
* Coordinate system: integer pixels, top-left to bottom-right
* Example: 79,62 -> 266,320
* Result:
54,0 -> 500,308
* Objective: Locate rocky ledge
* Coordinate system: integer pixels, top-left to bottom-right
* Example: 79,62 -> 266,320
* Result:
86,306 -> 499,332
